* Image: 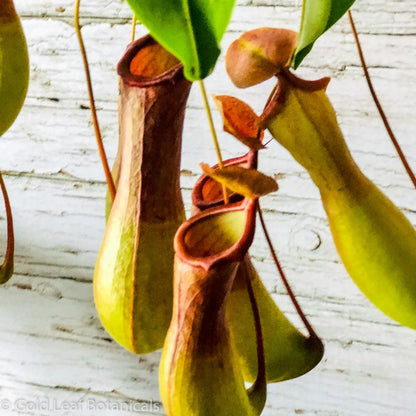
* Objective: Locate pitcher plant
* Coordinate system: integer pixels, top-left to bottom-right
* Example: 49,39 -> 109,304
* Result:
192,151 -> 323,382
94,35 -> 192,353
225,27 -> 416,329
160,198 -> 267,416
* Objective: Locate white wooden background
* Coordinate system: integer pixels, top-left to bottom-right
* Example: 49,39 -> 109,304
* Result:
0,1 -> 415,415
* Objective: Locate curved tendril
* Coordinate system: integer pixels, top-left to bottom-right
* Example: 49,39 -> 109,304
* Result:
0,172 -> 14,284
348,10 -> 416,189
257,204 -> 320,340
74,0 -> 116,200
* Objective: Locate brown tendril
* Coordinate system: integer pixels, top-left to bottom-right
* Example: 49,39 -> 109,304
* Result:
0,172 -> 14,283
74,0 -> 116,200
257,204 -> 320,340
348,10 -> 416,189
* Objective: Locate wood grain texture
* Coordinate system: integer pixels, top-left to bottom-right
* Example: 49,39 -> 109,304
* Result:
0,0 -> 415,415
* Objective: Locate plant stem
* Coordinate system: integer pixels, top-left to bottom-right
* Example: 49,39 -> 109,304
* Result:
348,10 -> 416,189
74,0 -> 116,201
257,204 -> 319,339
131,13 -> 137,42
198,80 -> 229,204
0,172 -> 14,283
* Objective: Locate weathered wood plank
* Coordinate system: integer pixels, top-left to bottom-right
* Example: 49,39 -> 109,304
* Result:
0,0 -> 415,415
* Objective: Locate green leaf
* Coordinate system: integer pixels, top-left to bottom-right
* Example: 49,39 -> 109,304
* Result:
293,0 -> 355,68
126,0 -> 236,80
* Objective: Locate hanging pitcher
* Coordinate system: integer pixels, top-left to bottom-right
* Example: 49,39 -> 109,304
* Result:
160,199 -> 267,416
192,151 -> 323,382
94,35 -> 192,353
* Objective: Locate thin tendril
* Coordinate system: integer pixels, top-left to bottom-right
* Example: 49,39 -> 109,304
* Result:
257,204 -> 319,339
198,80 -> 229,204
74,0 -> 116,200
0,172 -> 14,283
131,13 -> 137,42
348,10 -> 416,189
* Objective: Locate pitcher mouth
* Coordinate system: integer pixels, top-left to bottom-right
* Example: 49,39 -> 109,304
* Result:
192,151 -> 257,211
117,34 -> 184,87
175,198 -> 257,271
